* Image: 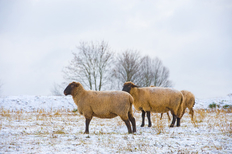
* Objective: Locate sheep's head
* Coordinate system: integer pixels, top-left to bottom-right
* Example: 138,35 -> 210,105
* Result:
122,81 -> 138,93
64,82 -> 80,96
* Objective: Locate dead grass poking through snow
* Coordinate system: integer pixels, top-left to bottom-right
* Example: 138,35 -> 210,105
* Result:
152,114 -> 166,134
191,109 -> 206,127
0,108 -> 231,153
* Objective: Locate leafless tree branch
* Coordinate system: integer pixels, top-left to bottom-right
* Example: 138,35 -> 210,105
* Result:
62,40 -> 114,91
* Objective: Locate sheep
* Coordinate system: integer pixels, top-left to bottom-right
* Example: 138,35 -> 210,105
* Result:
64,82 -> 136,134
149,86 -> 171,122
160,90 -> 195,121
180,90 -> 195,121
122,81 -> 184,127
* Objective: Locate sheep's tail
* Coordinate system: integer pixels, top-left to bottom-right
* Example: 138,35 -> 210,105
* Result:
128,95 -> 136,133
128,95 -> 134,116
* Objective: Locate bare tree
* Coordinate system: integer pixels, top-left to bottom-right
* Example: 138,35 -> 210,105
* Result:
58,41 -> 173,93
151,57 -> 172,87
112,52 -> 172,89
63,41 -> 114,91
111,50 -> 143,89
140,56 -> 172,87
139,56 -> 154,87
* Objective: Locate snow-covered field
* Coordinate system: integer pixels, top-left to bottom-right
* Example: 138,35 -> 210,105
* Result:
0,95 -> 232,153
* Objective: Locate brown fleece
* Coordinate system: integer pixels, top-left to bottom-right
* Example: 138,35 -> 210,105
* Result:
64,82 -> 136,133
180,90 -> 195,120
123,82 -> 184,118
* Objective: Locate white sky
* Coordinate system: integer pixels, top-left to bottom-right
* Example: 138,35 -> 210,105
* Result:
0,0 -> 231,99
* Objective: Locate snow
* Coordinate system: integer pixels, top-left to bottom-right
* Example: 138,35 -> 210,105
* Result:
194,96 -> 232,109
0,95 -> 75,112
1,95 -> 231,112
0,95 -> 232,153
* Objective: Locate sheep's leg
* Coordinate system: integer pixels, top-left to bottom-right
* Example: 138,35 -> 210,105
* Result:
141,110 -> 146,127
189,108 -> 194,121
122,119 -> 132,134
160,113 -> 163,120
84,118 -> 92,134
177,118 -> 181,126
167,112 -> 171,121
170,114 -> 177,127
146,111 -> 152,127
128,113 -> 136,133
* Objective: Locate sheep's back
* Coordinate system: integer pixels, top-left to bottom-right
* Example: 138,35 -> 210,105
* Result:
136,87 -> 182,113
79,90 -> 132,118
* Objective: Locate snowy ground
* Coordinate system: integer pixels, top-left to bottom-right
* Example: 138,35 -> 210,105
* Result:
0,95 -> 232,153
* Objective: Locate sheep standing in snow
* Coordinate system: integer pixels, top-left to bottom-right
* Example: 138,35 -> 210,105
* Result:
122,81 -> 184,127
180,90 -> 195,120
149,86 -> 171,121
160,90 -> 195,121
64,82 -> 136,134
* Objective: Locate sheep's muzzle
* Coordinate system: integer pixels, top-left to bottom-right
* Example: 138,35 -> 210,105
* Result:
64,89 -> 70,96
64,84 -> 73,96
122,85 -> 131,93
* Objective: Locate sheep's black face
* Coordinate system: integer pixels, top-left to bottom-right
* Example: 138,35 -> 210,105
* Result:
64,82 -> 78,96
122,83 -> 132,93
123,82 -> 138,93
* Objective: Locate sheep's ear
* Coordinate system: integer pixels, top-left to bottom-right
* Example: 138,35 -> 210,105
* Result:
75,82 -> 80,87
70,82 -> 77,88
131,84 -> 138,88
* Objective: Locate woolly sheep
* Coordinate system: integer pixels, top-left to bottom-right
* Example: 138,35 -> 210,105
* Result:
149,86 -> 171,122
64,82 -> 136,134
180,90 -> 195,120
160,90 -> 195,121
122,81 -> 184,127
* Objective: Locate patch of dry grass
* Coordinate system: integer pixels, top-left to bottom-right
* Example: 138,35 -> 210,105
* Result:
0,108 -> 231,153
152,114 -> 166,134
53,130 -> 66,134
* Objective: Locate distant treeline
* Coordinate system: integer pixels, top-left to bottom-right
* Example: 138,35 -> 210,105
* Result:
51,40 -> 172,95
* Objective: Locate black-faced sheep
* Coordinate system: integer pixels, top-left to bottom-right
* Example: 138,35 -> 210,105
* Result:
64,82 -> 136,134
122,81 -> 184,127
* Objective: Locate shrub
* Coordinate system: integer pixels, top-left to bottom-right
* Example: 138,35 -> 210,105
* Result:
209,102 -> 216,108
223,105 -> 232,110
209,102 -> 220,109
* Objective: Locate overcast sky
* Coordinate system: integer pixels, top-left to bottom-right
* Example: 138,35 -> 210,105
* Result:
0,0 -> 231,99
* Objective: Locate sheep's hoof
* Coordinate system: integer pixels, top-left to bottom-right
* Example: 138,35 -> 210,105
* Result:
170,124 -> 174,127
148,124 -> 152,127
140,124 -> 145,127
84,131 -> 89,134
